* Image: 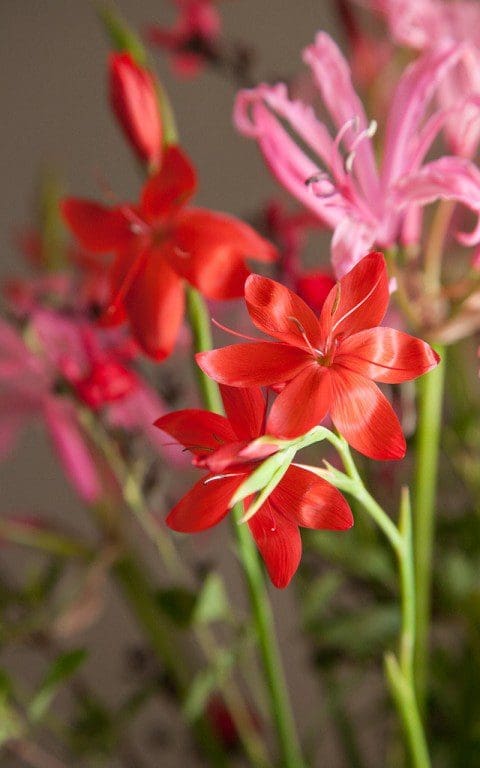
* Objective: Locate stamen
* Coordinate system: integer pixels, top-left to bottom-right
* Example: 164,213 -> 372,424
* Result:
287,316 -> 317,357
211,317 -> 260,343
334,116 -> 360,153
204,472 -> 244,484
305,171 -> 337,199
344,120 -> 377,174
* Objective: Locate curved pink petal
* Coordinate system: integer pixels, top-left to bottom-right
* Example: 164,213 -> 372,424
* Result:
319,252 -> 389,341
155,409 -> 236,456
248,501 -> 301,588
196,343 -> 310,387
271,465 -> 353,530
234,85 -> 342,229
43,398 -> 102,503
382,44 -> 462,186
166,474 -> 245,532
394,157 -> 480,244
336,327 -> 440,383
245,274 -> 321,348
329,368 -> 406,460
219,385 -> 266,440
266,364 -> 331,439
331,217 -> 377,278
303,32 -> 380,203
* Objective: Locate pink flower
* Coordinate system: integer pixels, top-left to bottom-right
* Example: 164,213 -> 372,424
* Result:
0,307 -> 183,502
366,0 -> 480,157
234,33 -> 480,277
147,0 -> 221,78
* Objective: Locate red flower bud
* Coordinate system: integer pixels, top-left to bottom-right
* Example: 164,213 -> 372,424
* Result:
109,52 -> 162,168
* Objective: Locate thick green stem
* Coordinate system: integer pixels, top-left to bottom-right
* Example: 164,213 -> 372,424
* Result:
413,349 -> 445,707
186,286 -> 306,768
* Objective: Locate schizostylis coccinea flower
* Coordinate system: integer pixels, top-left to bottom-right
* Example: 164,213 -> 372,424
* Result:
197,253 -> 440,459
156,385 -> 353,588
62,145 -> 276,360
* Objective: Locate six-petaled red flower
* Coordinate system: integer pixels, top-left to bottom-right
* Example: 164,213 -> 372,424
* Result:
197,252 -> 440,460
155,385 -> 353,588
61,145 -> 276,360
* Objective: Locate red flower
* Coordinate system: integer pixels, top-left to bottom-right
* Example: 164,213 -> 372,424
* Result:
61,146 -> 276,360
296,270 -> 336,314
109,53 -> 163,169
197,252 -> 440,460
156,385 -> 352,588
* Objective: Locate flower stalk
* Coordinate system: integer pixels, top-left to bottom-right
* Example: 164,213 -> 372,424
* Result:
186,285 -> 306,768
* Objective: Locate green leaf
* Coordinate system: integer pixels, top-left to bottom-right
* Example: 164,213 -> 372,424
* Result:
183,649 -> 234,722
97,5 -> 148,65
155,587 -> 197,628
28,649 -> 88,723
193,573 -> 230,625
231,446 -> 296,508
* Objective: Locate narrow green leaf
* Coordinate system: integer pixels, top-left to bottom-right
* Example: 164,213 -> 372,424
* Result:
183,649 -> 234,722
193,573 -> 230,625
28,649 -> 88,722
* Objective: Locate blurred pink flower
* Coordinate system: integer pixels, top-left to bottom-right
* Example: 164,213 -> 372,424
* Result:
147,0 -> 221,78
0,307 -> 183,502
366,0 -> 480,156
234,33 -> 480,277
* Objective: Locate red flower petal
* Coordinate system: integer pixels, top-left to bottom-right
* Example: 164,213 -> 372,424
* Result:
196,343 -> 310,386
169,209 -> 276,299
141,145 -> 197,221
271,465 -> 353,529
335,327 -> 440,383
329,368 -> 406,460
219,385 -> 266,440
109,53 -> 162,168
113,247 -> 185,360
296,271 -> 336,314
155,410 -> 236,456
266,365 -> 331,438
166,474 -> 245,532
245,274 -> 321,348
319,252 -> 389,340
61,199 -> 131,253
248,501 -> 301,588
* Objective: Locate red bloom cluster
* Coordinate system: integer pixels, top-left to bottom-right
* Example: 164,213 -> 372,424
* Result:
198,253 -> 440,460
62,146 -> 276,360
156,385 -> 353,588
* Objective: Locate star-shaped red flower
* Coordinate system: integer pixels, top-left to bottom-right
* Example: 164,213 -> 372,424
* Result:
61,145 -> 276,360
197,252 -> 440,460
156,385 -> 352,588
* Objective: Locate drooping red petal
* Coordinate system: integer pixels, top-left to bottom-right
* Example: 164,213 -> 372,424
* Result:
270,465 -> 353,529
155,409 -> 236,457
245,274 -> 321,349
140,145 -> 197,222
168,209 -> 277,299
166,474 -> 245,532
329,368 -> 406,460
203,441 -> 253,473
112,246 -> 185,360
318,252 -> 389,340
248,501 -> 302,588
219,385 -> 266,440
266,365 -> 331,438
61,199 -> 132,253
335,327 -> 440,383
196,343 -> 310,386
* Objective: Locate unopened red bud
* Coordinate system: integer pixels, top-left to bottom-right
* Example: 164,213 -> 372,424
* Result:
109,52 -> 162,169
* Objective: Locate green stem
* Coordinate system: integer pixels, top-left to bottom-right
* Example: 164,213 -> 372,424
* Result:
185,286 -> 223,414
310,439 -> 430,767
186,286 -> 306,768
413,349 -> 445,707
0,520 -> 92,560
